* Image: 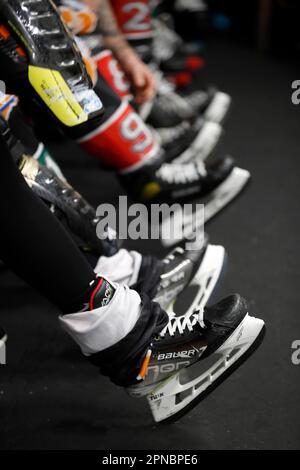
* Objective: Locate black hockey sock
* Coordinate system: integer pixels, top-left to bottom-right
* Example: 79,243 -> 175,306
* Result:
131,255 -> 163,299
88,293 -> 168,387
7,101 -> 40,156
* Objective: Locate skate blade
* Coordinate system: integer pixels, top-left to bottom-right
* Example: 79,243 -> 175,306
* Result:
173,121 -> 223,164
167,245 -> 226,317
204,167 -> 250,223
160,167 -> 250,248
147,314 -> 265,423
204,92 -> 232,124
160,202 -> 205,248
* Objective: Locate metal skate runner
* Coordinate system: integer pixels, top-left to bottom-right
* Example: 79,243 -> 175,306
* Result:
154,244 -> 227,314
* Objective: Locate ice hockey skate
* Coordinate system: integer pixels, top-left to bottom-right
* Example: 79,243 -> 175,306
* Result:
183,88 -> 232,125
127,294 -> 265,423
122,156 -> 233,202
121,157 -> 250,246
143,66 -> 231,127
141,80 -> 197,128
150,41 -> 231,126
158,165 -> 250,246
60,280 -> 264,425
94,240 -> 226,314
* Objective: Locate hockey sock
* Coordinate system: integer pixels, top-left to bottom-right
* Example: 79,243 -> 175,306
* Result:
92,48 -> 132,101
0,93 -> 65,178
111,0 -> 153,41
94,249 -> 163,299
60,280 -> 169,386
60,277 -> 140,354
94,249 -> 142,286
77,75 -> 161,172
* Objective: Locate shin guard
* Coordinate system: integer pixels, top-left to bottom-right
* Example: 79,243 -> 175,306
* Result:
0,0 -> 103,127
93,48 -> 132,101
111,0 -> 153,41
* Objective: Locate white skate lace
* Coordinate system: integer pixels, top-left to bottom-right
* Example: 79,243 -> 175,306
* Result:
157,162 -> 207,184
163,247 -> 184,265
160,308 -> 206,337
156,121 -> 190,146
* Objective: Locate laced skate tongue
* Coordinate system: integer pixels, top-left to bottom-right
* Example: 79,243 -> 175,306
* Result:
160,308 -> 205,337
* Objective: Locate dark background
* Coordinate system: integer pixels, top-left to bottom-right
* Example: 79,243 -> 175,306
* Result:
1,1 -> 300,450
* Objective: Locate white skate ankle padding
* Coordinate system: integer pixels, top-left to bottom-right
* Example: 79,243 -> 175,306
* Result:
94,249 -> 142,286
59,281 -> 142,355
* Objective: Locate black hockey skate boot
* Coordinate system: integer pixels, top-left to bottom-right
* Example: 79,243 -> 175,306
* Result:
128,294 -> 265,422
120,157 -> 234,204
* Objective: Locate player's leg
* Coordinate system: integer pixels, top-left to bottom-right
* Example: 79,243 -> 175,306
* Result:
0,120 -> 169,361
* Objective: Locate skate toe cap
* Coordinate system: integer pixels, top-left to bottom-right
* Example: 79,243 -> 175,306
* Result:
214,155 -> 235,173
206,156 -> 235,186
206,293 -> 248,328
